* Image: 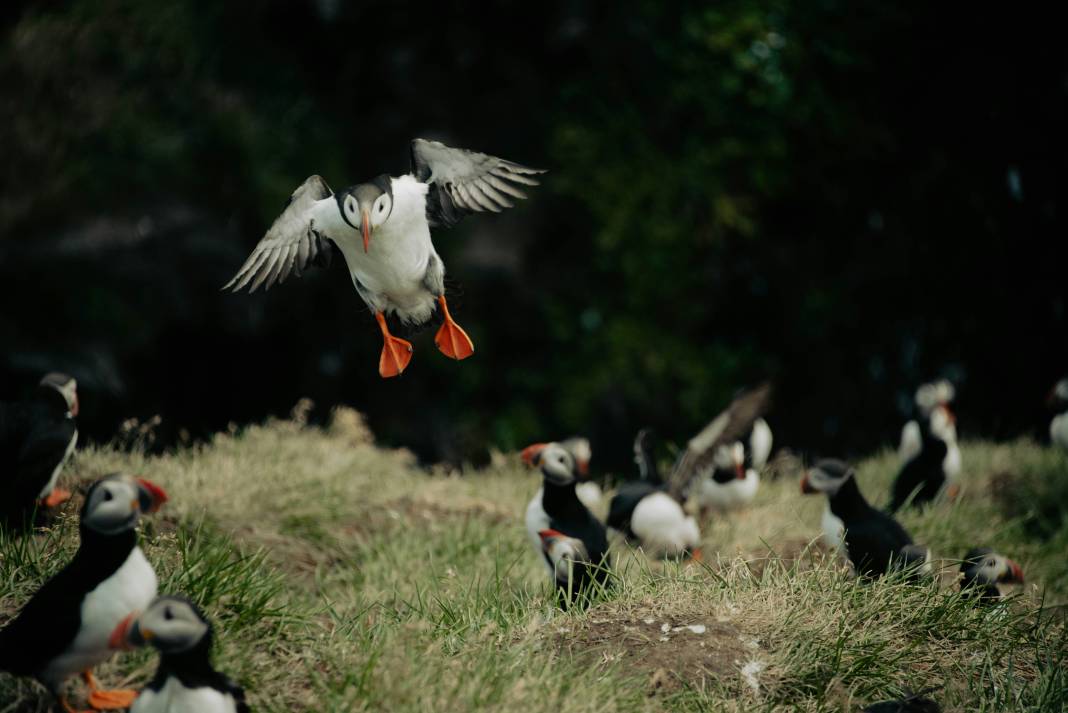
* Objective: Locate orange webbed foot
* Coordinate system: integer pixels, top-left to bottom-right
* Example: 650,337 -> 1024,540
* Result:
87,689 -> 138,710
375,311 -> 413,378
433,296 -> 474,361
41,487 -> 72,508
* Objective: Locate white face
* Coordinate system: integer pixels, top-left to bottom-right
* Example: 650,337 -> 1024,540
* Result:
803,462 -> 852,496
83,477 -> 145,535
929,405 -> 957,441
712,442 -> 744,471
134,598 -> 209,653
537,444 -> 578,486
963,550 -> 1023,586
369,193 -> 393,228
542,533 -> 589,582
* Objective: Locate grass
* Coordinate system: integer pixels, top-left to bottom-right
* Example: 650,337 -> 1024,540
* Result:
2,405 -> 1067,712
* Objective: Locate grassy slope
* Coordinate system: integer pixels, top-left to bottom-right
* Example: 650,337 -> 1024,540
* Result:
1,408 -> 1066,712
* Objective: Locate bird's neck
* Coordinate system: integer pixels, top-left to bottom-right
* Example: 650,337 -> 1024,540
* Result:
828,476 -> 870,518
150,638 -> 223,692
542,480 -> 586,518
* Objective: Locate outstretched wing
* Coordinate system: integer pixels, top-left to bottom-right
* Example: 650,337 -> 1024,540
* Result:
410,138 -> 546,229
667,382 -> 773,500
223,175 -> 337,293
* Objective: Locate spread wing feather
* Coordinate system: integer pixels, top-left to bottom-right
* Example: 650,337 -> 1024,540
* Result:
667,382 -> 773,500
223,175 -> 336,293
410,138 -> 546,229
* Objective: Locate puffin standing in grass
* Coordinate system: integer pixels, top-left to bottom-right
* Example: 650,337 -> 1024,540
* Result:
224,138 -> 544,378
109,596 -> 248,713
0,372 -> 79,529
0,474 -> 168,712
1048,378 -> 1068,449
893,380 -> 961,510
605,429 -> 701,559
800,459 -> 922,578
959,548 -> 1025,603
521,442 -> 611,604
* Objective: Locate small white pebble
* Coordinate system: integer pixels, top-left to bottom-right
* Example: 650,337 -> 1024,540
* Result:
741,659 -> 765,694
660,623 -> 671,633
643,618 -> 655,625
659,636 -> 670,642
685,624 -> 706,634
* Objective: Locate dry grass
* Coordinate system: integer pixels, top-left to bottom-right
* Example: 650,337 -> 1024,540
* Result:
1,407 -> 1066,712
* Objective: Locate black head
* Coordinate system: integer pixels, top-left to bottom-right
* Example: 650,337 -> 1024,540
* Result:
39,372 -> 78,416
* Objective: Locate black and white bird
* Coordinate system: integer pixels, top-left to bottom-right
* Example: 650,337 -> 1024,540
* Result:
890,399 -> 960,512
108,596 -> 248,713
223,139 -> 544,378
0,474 -> 168,712
662,383 -> 773,516
605,429 -> 700,559
0,372 -> 79,529
1048,377 -> 1068,449
800,459 -> 921,578
557,436 -> 603,513
959,548 -> 1024,603
893,380 -> 961,511
521,442 -> 610,605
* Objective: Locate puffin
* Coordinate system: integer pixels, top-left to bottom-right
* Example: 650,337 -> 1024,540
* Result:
537,529 -> 601,603
0,474 -> 168,713
224,138 -> 545,378
800,459 -> 919,578
959,548 -> 1024,603
863,689 -> 941,712
890,400 -> 959,512
558,435 -> 603,513
521,442 -> 611,604
663,383 -> 773,516
605,429 -> 701,559
108,596 -> 249,713
0,372 -> 79,529
1048,377 -> 1068,449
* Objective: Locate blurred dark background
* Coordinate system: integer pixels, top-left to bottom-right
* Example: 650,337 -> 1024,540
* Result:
2,1 -> 1065,471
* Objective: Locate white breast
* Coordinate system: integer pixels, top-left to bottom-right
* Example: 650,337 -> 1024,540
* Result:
1051,413 -> 1068,450
693,469 -> 760,510
749,419 -> 773,470
332,176 -> 437,323
38,428 -> 78,499
630,492 -> 700,558
575,482 -> 603,513
821,504 -> 845,553
524,489 -> 553,575
41,548 -> 158,688
898,421 -> 922,463
132,678 -> 238,713
942,440 -> 961,480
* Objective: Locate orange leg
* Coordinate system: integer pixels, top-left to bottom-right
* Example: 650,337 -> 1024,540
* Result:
83,670 -> 138,711
40,487 -> 72,508
375,312 -> 413,378
433,296 -> 475,361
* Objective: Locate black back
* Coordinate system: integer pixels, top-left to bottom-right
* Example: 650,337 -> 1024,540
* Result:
541,481 -> 611,603
0,522 -> 137,684
888,422 -> 948,513
146,616 -> 249,712
606,480 -> 663,538
0,386 -> 77,529
864,695 -> 941,713
829,477 -> 914,577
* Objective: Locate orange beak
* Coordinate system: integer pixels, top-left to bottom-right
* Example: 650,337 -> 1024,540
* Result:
735,463 -> 746,480
136,478 -> 169,512
361,210 -> 371,253
538,528 -> 565,543
577,459 -> 590,477
943,404 -> 956,425
800,472 -> 817,494
108,612 -> 137,650
1005,559 -> 1025,584
70,392 -> 79,417
521,443 -> 548,466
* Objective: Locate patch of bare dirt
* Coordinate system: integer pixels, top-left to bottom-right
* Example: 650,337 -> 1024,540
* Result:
552,604 -> 766,694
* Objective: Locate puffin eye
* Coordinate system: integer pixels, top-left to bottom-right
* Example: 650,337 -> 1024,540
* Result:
164,607 -> 174,621
986,559 -> 995,567
103,489 -> 113,502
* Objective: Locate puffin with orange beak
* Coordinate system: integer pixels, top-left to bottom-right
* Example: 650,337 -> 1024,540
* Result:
521,442 -> 611,605
108,596 -> 248,712
0,474 -> 168,712
959,548 -> 1025,603
224,138 -> 544,378
893,379 -> 962,511
1,372 -> 80,530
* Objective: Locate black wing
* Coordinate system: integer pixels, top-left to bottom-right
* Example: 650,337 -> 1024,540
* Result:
0,565 -> 84,679
223,175 -> 336,293
409,138 -> 546,229
667,382 -> 773,499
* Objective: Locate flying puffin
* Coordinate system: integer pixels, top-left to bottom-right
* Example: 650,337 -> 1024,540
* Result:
662,383 -> 773,517
521,442 -> 610,605
1048,377 -> 1068,449
224,138 -> 545,378
959,548 -> 1024,603
0,372 -> 79,529
0,474 -> 168,712
605,429 -> 700,559
108,596 -> 248,713
800,459 -> 920,578
890,399 -> 960,512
